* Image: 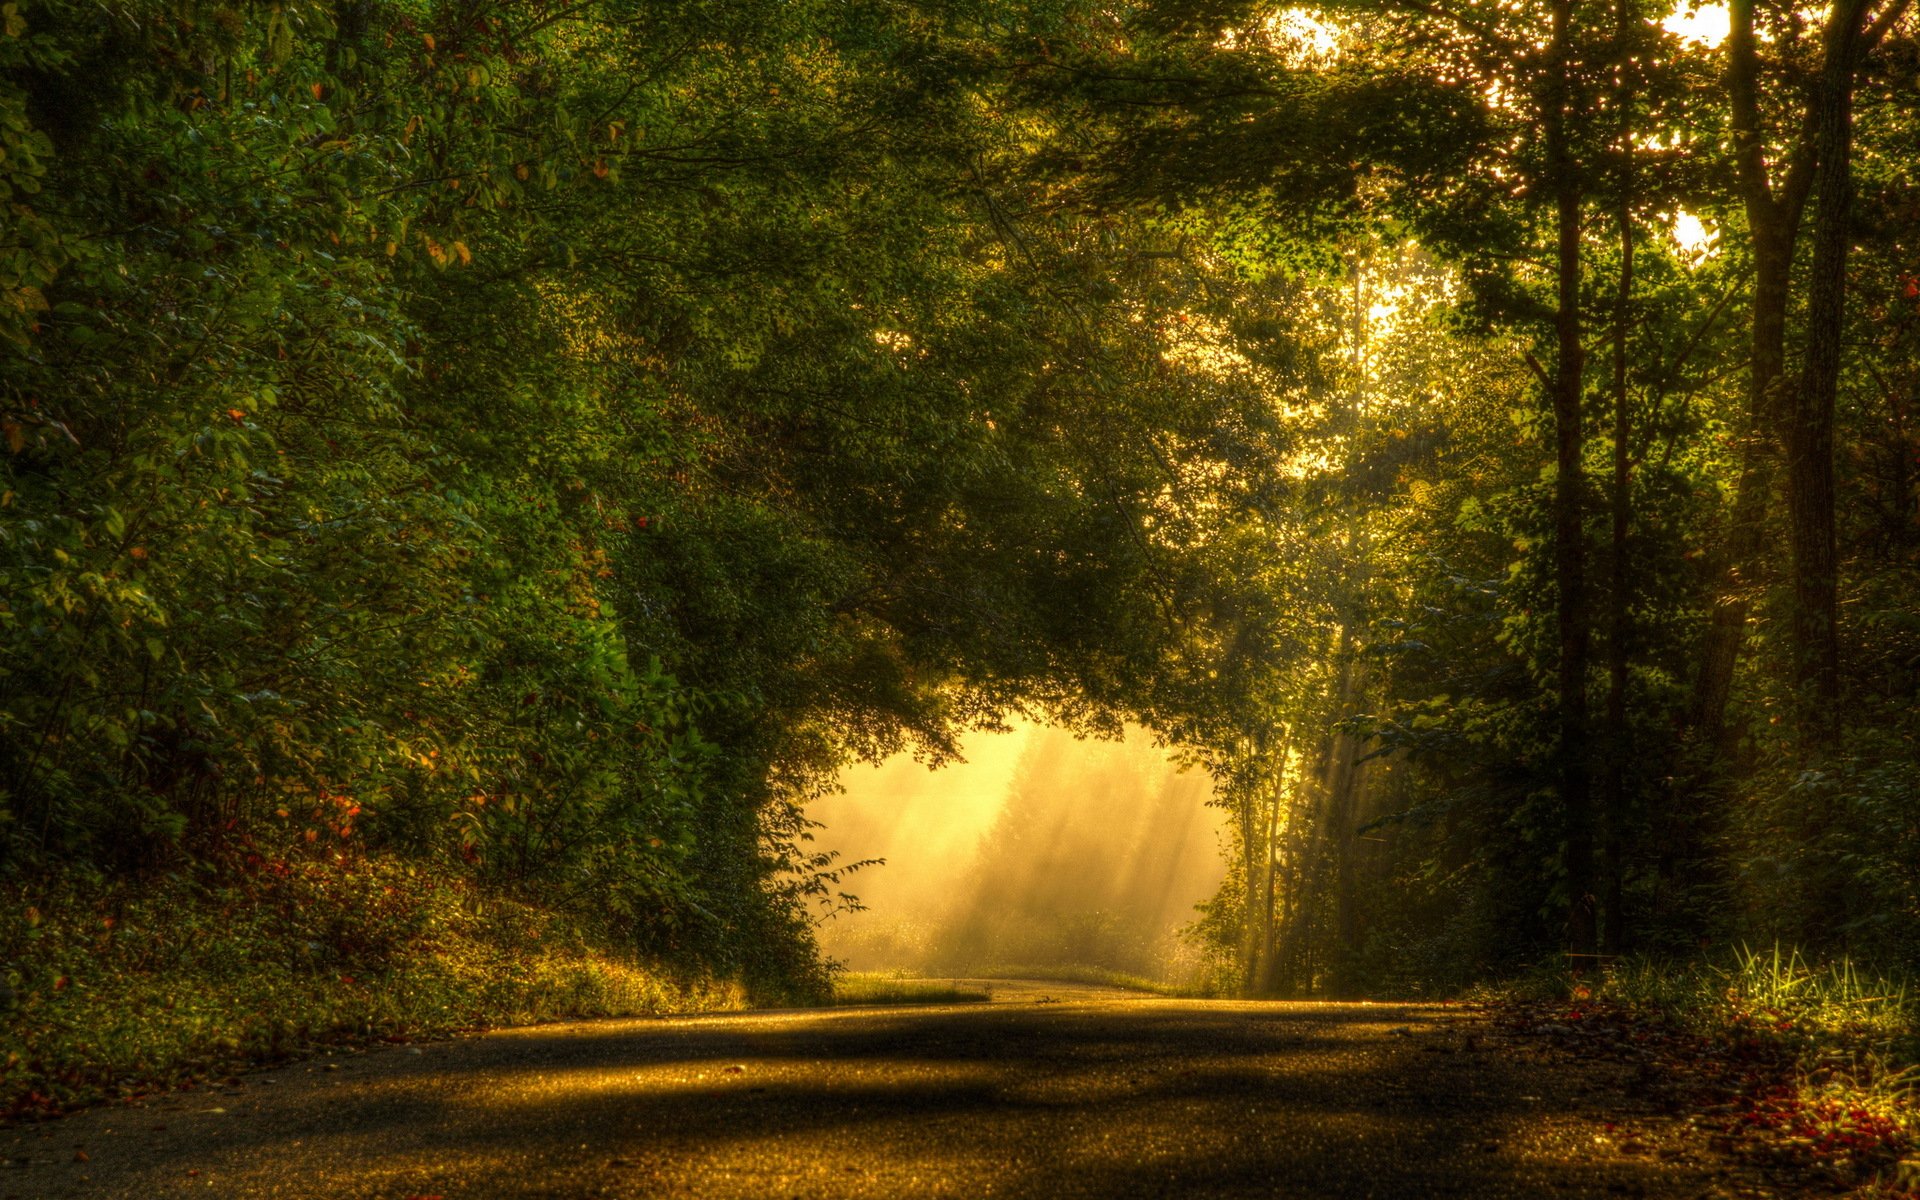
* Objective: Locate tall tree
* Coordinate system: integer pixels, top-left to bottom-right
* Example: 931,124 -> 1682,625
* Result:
1693,0 -> 1911,746
1543,0 -> 1597,961
1790,0 -> 1913,728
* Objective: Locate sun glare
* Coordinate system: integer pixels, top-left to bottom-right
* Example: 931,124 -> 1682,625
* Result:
1271,9 -> 1341,62
1662,3 -> 1730,46
1217,7 -> 1343,64
1671,209 -> 1718,263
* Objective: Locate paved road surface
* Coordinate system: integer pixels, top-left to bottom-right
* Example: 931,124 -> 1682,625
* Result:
4,980 -> 1762,1198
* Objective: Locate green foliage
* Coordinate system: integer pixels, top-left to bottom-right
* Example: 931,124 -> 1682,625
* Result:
0,858 -> 745,1119
1,0 -> 1317,1054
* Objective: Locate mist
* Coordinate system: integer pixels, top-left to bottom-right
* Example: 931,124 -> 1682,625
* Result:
812,722 -> 1228,986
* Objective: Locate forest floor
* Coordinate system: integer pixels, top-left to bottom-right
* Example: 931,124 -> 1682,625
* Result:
0,979 -> 1838,1199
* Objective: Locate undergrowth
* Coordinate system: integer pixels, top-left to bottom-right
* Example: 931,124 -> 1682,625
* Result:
1506,945 -> 1920,1067
1,857 -> 747,1122
1492,946 -> 1920,1194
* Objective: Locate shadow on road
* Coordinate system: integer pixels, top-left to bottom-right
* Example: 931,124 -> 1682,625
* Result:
7,996 -> 1732,1199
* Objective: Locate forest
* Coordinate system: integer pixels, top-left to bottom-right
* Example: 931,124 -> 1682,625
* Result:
2,0 -> 1918,1126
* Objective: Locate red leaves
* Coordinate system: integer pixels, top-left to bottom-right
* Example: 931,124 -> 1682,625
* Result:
1732,1091 -> 1905,1163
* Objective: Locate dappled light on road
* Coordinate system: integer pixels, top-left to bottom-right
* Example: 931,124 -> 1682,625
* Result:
7,989 -> 1764,1199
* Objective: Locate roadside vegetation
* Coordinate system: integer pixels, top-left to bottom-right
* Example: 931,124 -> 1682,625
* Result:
1,859 -> 743,1121
1491,950 -> 1920,1192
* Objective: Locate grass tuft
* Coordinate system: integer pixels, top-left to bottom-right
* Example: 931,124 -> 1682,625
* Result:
830,972 -> 992,1006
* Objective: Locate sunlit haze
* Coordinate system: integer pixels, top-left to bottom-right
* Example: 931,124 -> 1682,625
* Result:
812,721 -> 1227,985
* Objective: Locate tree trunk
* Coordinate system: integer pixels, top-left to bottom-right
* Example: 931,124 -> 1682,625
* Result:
1545,0 -> 1596,963
1686,0 -> 1810,752
1255,730 -> 1291,994
1604,198 -> 1633,957
1788,0 -> 1872,738
1238,767 -> 1262,994
1601,0 -> 1640,958
1322,624 -> 1366,996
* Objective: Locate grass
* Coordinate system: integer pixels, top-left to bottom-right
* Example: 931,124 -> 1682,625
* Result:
830,972 -> 993,1006
957,962 -> 1217,996
1505,944 -> 1918,1052
1,858 -> 747,1122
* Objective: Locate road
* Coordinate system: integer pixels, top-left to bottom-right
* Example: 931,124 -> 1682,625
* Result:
4,980 -> 1762,1199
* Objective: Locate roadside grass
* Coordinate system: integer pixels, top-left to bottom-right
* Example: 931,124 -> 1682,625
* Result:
1,859 -> 745,1123
830,972 -> 993,1006
1489,946 -> 1920,1193
960,962 -> 1216,996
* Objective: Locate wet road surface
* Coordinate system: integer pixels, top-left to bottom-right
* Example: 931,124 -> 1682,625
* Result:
4,980 -> 1767,1198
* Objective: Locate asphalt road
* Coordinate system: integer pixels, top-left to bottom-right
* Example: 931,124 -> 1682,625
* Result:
4,980 -> 1764,1199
